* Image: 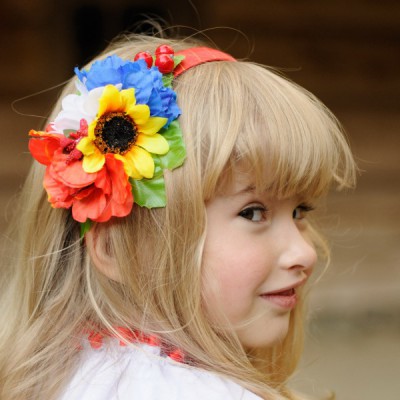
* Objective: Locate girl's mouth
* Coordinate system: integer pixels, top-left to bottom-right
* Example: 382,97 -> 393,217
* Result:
260,288 -> 297,309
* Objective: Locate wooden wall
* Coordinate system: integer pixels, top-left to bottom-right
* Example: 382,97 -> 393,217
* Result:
1,2 -> 399,398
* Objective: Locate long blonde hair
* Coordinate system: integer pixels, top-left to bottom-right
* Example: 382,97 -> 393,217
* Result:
0,34 -> 356,399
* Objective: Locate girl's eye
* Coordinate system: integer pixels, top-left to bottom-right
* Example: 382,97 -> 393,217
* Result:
239,206 -> 267,222
293,204 -> 315,220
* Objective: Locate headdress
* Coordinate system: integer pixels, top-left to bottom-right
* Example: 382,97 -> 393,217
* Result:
28,45 -> 235,234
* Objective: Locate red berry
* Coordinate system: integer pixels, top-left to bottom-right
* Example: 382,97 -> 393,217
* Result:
134,51 -> 153,68
155,44 -> 174,56
155,54 -> 174,74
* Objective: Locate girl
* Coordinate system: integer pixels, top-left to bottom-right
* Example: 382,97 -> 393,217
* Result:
0,34 -> 356,400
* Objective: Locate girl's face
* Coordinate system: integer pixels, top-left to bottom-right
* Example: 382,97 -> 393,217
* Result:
202,173 -> 317,349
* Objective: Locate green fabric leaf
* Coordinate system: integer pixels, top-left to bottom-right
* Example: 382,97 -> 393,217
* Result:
173,54 -> 185,68
156,120 -> 186,170
80,219 -> 92,237
131,175 -> 166,208
152,156 -> 163,177
162,73 -> 174,88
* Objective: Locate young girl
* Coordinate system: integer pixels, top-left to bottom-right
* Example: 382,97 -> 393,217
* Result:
0,34 -> 356,400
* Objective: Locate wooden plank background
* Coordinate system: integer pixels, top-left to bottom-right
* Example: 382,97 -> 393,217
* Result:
1,1 -> 399,399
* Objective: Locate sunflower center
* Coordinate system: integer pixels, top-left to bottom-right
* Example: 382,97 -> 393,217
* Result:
94,112 -> 137,154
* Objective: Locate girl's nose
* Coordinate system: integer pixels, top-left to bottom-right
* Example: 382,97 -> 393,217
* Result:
277,225 -> 317,275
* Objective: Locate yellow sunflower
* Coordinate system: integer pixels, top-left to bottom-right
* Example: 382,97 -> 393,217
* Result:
77,84 -> 169,179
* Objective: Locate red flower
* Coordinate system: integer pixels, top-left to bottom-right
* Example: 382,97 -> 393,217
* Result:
29,127 -> 133,223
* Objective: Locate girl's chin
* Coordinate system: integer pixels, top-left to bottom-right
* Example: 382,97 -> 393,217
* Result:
238,317 -> 291,350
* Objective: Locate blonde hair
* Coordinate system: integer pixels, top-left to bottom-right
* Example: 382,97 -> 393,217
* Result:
0,34 -> 356,400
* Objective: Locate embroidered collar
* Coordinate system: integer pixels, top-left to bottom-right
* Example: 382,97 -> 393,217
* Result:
83,327 -> 186,364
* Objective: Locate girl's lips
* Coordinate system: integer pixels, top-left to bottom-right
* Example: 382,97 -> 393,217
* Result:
262,278 -> 307,296
259,279 -> 306,309
260,289 -> 298,309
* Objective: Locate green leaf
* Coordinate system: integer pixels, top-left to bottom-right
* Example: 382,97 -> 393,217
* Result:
152,156 -> 164,177
131,175 -> 166,208
80,219 -> 92,238
156,120 -> 186,170
162,73 -> 174,88
173,54 -> 185,68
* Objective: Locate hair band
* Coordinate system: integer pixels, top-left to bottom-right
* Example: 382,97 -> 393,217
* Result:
174,47 -> 236,77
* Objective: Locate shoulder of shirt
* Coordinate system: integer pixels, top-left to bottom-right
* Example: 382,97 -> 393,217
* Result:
58,341 -> 262,400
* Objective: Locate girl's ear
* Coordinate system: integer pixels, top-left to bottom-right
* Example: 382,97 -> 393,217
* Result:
85,226 -> 121,282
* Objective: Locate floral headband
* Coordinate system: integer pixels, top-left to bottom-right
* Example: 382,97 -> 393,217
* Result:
28,45 -> 235,234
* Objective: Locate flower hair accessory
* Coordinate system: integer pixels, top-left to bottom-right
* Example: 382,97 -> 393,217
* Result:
29,45 -> 236,234
29,45 -> 186,233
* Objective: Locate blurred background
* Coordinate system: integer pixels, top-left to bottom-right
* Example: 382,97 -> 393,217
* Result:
0,1 -> 399,399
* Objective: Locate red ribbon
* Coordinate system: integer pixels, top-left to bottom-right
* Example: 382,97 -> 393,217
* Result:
174,47 -> 236,77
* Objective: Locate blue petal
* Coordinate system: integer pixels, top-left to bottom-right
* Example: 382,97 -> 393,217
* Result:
124,71 -> 153,104
75,55 -> 130,90
159,88 -> 181,126
147,90 -> 163,116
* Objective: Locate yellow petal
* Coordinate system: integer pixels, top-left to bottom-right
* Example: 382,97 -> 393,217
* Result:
98,85 -> 123,115
82,150 -> 105,173
136,133 -> 169,155
126,104 -> 150,126
77,136 -> 96,155
87,120 -> 97,140
114,154 -> 142,180
138,116 -> 167,135
120,88 -> 136,108
128,146 -> 155,179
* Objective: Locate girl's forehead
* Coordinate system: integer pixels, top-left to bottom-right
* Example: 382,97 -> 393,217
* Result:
214,169 -> 255,193
215,170 -> 272,197
212,166 -> 314,204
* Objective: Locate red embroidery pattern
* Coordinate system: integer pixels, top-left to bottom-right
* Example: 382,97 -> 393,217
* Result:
83,327 -> 186,364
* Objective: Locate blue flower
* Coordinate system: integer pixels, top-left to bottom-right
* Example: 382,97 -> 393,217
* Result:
74,55 -> 131,90
74,55 -> 180,127
159,89 -> 181,126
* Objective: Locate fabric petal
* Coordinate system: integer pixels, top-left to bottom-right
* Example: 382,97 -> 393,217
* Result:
82,151 -> 106,173
109,190 -> 133,218
135,133 -> 169,155
126,104 -> 150,126
92,200 -> 113,223
114,154 -> 142,180
75,55 -> 129,90
94,165 -> 112,195
105,156 -> 130,204
98,85 -> 123,116
73,186 -> 95,201
28,131 -> 62,165
77,137 -> 106,173
72,188 -> 107,223
83,86 -> 105,116
52,153 -> 97,188
120,88 -> 136,108
77,136 -> 96,155
86,121 -> 97,141
29,129 -> 63,140
89,157 -> 133,222
138,116 -> 167,135
44,168 -> 74,208
129,146 -> 155,179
